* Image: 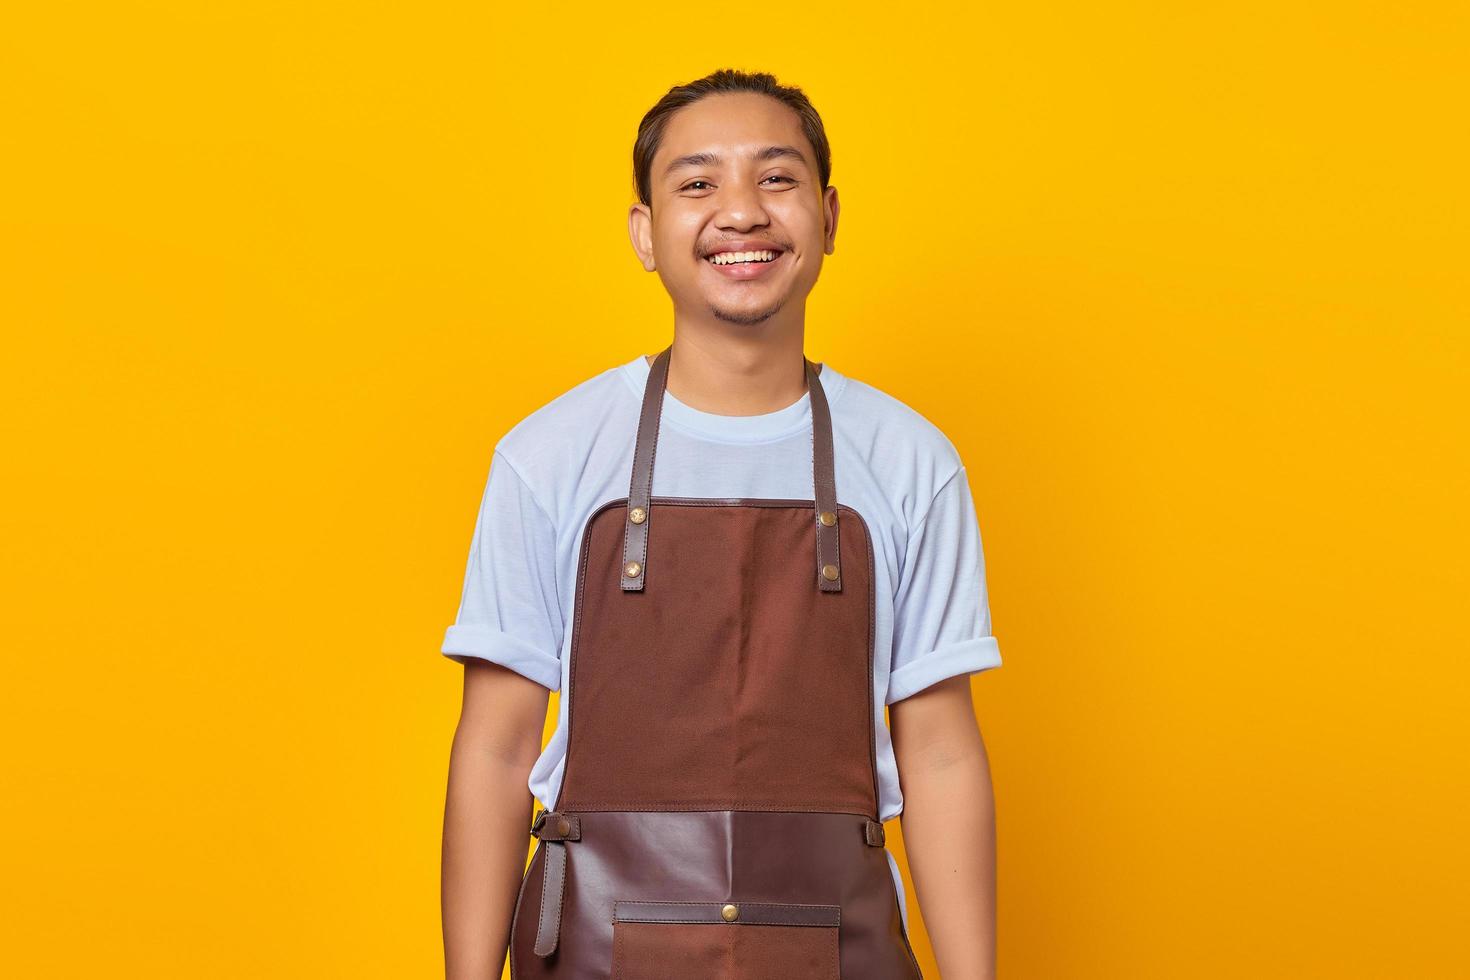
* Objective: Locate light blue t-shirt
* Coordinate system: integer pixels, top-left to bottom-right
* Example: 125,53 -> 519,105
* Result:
443,352 -> 1002,928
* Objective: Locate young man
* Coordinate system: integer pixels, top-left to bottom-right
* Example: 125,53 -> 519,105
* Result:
441,69 -> 1001,980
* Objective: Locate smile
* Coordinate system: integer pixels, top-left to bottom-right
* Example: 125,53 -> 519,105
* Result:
706,250 -> 781,266
703,249 -> 788,281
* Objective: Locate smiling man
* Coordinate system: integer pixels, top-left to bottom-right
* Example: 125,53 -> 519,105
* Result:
441,69 -> 1002,980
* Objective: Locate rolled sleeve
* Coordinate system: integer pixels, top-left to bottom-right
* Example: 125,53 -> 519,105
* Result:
442,624 -> 563,691
441,447 -> 564,691
886,464 -> 1002,705
885,636 -> 1002,705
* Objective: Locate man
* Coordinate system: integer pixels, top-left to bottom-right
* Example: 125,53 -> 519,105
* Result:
441,68 -> 1001,980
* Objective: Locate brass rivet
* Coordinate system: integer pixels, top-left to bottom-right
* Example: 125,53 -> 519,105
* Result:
555,816 -> 570,836
624,561 -> 642,578
629,506 -> 646,524
821,563 -> 839,581
721,903 -> 739,922
818,510 -> 836,527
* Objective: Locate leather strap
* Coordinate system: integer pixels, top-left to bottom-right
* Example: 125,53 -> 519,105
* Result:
621,344 -> 842,593
531,808 -> 581,841
529,809 -> 581,957
806,348 -> 842,593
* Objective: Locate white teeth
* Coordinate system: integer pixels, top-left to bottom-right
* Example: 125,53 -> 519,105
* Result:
709,250 -> 778,265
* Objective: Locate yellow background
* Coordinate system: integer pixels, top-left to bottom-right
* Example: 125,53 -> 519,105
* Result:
3,2 -> 1466,977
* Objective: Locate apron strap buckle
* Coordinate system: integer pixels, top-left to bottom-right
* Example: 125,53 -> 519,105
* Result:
530,809 -> 581,841
863,818 -> 886,847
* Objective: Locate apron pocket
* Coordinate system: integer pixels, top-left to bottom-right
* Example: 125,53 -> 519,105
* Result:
611,900 -> 841,980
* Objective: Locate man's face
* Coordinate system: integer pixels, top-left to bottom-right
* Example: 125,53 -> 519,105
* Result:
630,92 -> 839,327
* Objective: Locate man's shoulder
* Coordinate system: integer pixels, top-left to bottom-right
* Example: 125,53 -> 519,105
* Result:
833,368 -> 964,475
493,360 -> 635,479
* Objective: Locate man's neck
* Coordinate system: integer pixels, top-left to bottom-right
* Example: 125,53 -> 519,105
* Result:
643,352 -> 822,376
640,343 -> 821,416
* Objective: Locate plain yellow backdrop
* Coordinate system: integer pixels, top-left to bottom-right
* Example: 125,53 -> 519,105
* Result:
2,2 -> 1466,977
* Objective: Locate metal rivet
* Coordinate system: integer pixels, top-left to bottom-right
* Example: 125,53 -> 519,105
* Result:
555,816 -> 570,836
629,506 -> 646,524
624,561 -> 642,578
818,510 -> 836,527
721,903 -> 739,922
821,563 -> 839,581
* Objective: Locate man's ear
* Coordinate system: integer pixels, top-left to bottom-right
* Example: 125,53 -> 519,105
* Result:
628,203 -> 657,271
822,185 -> 840,256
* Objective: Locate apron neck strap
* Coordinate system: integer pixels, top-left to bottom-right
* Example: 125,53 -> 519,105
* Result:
620,344 -> 843,594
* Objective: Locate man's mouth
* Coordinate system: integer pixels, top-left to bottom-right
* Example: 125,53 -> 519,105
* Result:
705,249 -> 782,267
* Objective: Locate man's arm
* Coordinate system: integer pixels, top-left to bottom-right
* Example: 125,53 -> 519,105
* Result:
442,660 -> 551,980
890,674 -> 997,980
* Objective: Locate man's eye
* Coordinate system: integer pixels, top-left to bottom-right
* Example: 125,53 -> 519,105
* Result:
681,176 -> 794,191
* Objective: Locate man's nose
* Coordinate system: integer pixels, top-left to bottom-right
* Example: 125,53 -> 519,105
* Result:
713,181 -> 769,231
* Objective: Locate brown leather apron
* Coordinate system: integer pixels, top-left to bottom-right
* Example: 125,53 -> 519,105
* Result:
508,345 -> 924,979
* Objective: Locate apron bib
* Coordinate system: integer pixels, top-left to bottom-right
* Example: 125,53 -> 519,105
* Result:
508,345 -> 924,979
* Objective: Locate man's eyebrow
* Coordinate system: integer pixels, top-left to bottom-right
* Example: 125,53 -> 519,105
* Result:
663,145 -> 810,178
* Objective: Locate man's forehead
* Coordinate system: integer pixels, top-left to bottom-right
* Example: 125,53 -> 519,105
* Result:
656,95 -> 811,171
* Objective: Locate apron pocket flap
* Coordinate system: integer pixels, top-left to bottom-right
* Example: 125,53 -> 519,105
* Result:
611,900 -> 840,980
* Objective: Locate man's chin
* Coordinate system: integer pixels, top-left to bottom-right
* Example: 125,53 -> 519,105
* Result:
708,298 -> 785,326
